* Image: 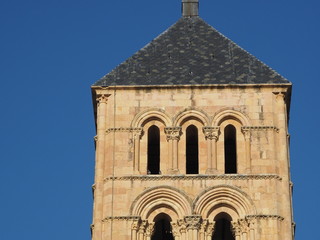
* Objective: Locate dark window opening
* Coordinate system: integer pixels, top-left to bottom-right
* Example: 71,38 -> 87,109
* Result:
147,125 -> 160,174
224,125 -> 237,174
151,213 -> 174,240
212,213 -> 235,240
186,125 -> 199,174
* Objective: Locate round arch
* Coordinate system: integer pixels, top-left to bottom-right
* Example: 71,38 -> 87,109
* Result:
131,108 -> 172,128
130,186 -> 192,221
193,185 -> 256,220
212,109 -> 251,126
173,108 -> 210,127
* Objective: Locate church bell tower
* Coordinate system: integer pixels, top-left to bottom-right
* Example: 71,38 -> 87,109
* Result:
91,1 -> 294,239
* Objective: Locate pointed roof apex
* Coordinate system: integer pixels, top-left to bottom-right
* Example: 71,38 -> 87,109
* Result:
182,0 -> 199,17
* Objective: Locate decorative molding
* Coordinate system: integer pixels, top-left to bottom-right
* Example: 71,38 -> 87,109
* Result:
96,94 -> 110,104
106,127 -> 142,134
202,126 -> 220,140
206,222 -> 215,237
241,126 -> 279,132
164,127 -> 182,141
246,214 -> 284,221
185,215 -> 202,230
102,216 -> 141,222
104,174 -> 282,182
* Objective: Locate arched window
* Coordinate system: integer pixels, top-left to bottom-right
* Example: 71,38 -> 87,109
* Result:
151,213 -> 174,240
212,213 -> 235,240
148,125 -> 160,174
224,124 -> 237,174
186,125 -> 199,174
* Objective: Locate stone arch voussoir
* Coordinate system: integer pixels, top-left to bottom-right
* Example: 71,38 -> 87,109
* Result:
173,108 -> 210,127
130,186 -> 192,221
193,185 -> 256,220
212,108 -> 251,126
131,108 -> 172,128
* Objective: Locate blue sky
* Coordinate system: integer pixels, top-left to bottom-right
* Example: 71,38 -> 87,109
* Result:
0,0 -> 319,239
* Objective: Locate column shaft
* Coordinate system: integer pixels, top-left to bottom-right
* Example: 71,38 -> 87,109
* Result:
93,94 -> 108,240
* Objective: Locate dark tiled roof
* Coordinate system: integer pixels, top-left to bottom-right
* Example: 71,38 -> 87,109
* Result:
93,17 -> 289,86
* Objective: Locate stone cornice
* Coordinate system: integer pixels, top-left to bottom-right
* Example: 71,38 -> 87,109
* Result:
101,214 -> 284,222
105,126 -> 279,134
102,216 -> 141,222
241,126 -> 279,132
246,215 -> 284,221
104,174 -> 282,182
106,127 -> 142,134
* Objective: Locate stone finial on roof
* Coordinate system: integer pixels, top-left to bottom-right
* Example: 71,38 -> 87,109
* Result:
182,0 -> 199,17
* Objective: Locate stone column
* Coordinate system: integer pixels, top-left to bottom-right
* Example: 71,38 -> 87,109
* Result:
92,94 -> 109,240
185,216 -> 202,240
178,219 -> 187,240
138,220 -> 147,240
203,127 -> 219,174
171,222 -> 181,240
133,128 -> 143,174
131,219 -> 141,240
241,127 -> 251,173
199,219 -> 208,240
231,221 -> 241,240
165,127 -> 182,174
248,218 -> 256,240
275,92 -> 293,240
205,222 -> 215,240
145,223 -> 154,240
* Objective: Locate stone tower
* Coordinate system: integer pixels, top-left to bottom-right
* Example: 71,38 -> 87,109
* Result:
91,1 -> 294,240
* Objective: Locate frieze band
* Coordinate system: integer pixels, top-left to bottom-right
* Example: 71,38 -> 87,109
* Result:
104,174 -> 282,182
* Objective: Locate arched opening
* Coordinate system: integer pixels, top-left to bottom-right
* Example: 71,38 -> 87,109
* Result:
151,213 -> 174,240
224,125 -> 237,174
148,125 -> 160,174
186,125 -> 199,174
212,213 -> 235,240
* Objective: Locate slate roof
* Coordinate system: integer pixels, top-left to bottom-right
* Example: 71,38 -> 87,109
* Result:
93,17 -> 289,86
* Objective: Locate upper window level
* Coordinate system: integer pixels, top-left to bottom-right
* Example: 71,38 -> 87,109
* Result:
131,108 -> 253,175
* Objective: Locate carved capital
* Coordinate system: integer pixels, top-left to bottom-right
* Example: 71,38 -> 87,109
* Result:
145,223 -> 154,237
178,219 -> 187,233
246,217 -> 256,230
165,127 -> 182,141
238,218 -> 250,233
206,222 -> 215,236
231,221 -> 241,237
171,222 -> 180,237
273,92 -> 286,102
132,128 -> 143,139
96,94 -> 110,105
199,219 -> 208,234
241,127 -> 251,140
131,218 -> 141,231
202,126 -> 220,140
138,220 -> 147,233
185,215 -> 202,230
